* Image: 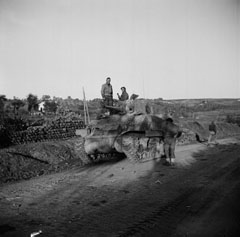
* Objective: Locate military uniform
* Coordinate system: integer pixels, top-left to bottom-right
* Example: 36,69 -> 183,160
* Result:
101,83 -> 113,107
208,122 -> 217,145
118,91 -> 129,101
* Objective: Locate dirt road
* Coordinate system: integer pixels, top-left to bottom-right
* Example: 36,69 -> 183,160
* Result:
0,137 -> 240,237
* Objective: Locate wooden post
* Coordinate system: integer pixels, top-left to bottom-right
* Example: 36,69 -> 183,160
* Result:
83,87 -> 90,125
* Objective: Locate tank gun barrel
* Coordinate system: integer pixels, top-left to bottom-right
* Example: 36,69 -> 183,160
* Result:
104,105 -> 125,114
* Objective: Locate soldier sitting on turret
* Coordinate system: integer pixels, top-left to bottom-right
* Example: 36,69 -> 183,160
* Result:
117,87 -> 129,101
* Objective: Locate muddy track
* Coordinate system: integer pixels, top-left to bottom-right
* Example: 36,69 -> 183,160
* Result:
118,145 -> 240,237
0,138 -> 240,237
117,187 -> 202,237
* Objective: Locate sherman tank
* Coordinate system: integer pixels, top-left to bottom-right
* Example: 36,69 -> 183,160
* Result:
78,99 -> 182,162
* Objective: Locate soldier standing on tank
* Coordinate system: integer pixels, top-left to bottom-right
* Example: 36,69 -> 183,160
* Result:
101,77 -> 113,107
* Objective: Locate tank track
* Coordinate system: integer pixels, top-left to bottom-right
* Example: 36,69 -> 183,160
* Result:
115,133 -> 162,162
74,138 -> 92,165
88,152 -> 125,163
76,133 -> 162,164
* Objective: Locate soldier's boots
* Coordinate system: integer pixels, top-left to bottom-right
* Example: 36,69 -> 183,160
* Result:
170,158 -> 175,165
166,157 -> 175,166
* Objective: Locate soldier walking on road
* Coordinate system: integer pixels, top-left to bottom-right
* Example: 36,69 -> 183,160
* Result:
207,121 -> 218,145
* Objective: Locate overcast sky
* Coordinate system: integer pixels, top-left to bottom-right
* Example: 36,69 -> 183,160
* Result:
0,0 -> 239,100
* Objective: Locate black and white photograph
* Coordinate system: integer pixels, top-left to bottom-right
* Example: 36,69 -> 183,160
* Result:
0,0 -> 240,236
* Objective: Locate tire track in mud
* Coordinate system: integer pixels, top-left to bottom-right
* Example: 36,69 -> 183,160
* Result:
116,185 -> 211,237
116,182 -> 231,237
117,187 -> 201,237
1,141 -> 240,236
117,145 -> 240,237
22,156 -> 236,236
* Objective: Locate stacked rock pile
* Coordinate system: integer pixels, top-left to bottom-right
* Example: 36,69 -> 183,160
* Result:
4,116 -> 85,145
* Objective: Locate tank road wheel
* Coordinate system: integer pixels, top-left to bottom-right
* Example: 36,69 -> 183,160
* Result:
87,153 -> 122,163
89,153 -> 113,162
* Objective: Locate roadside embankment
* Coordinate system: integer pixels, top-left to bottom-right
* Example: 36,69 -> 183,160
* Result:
0,121 -> 240,183
178,121 -> 240,144
0,138 -> 86,183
